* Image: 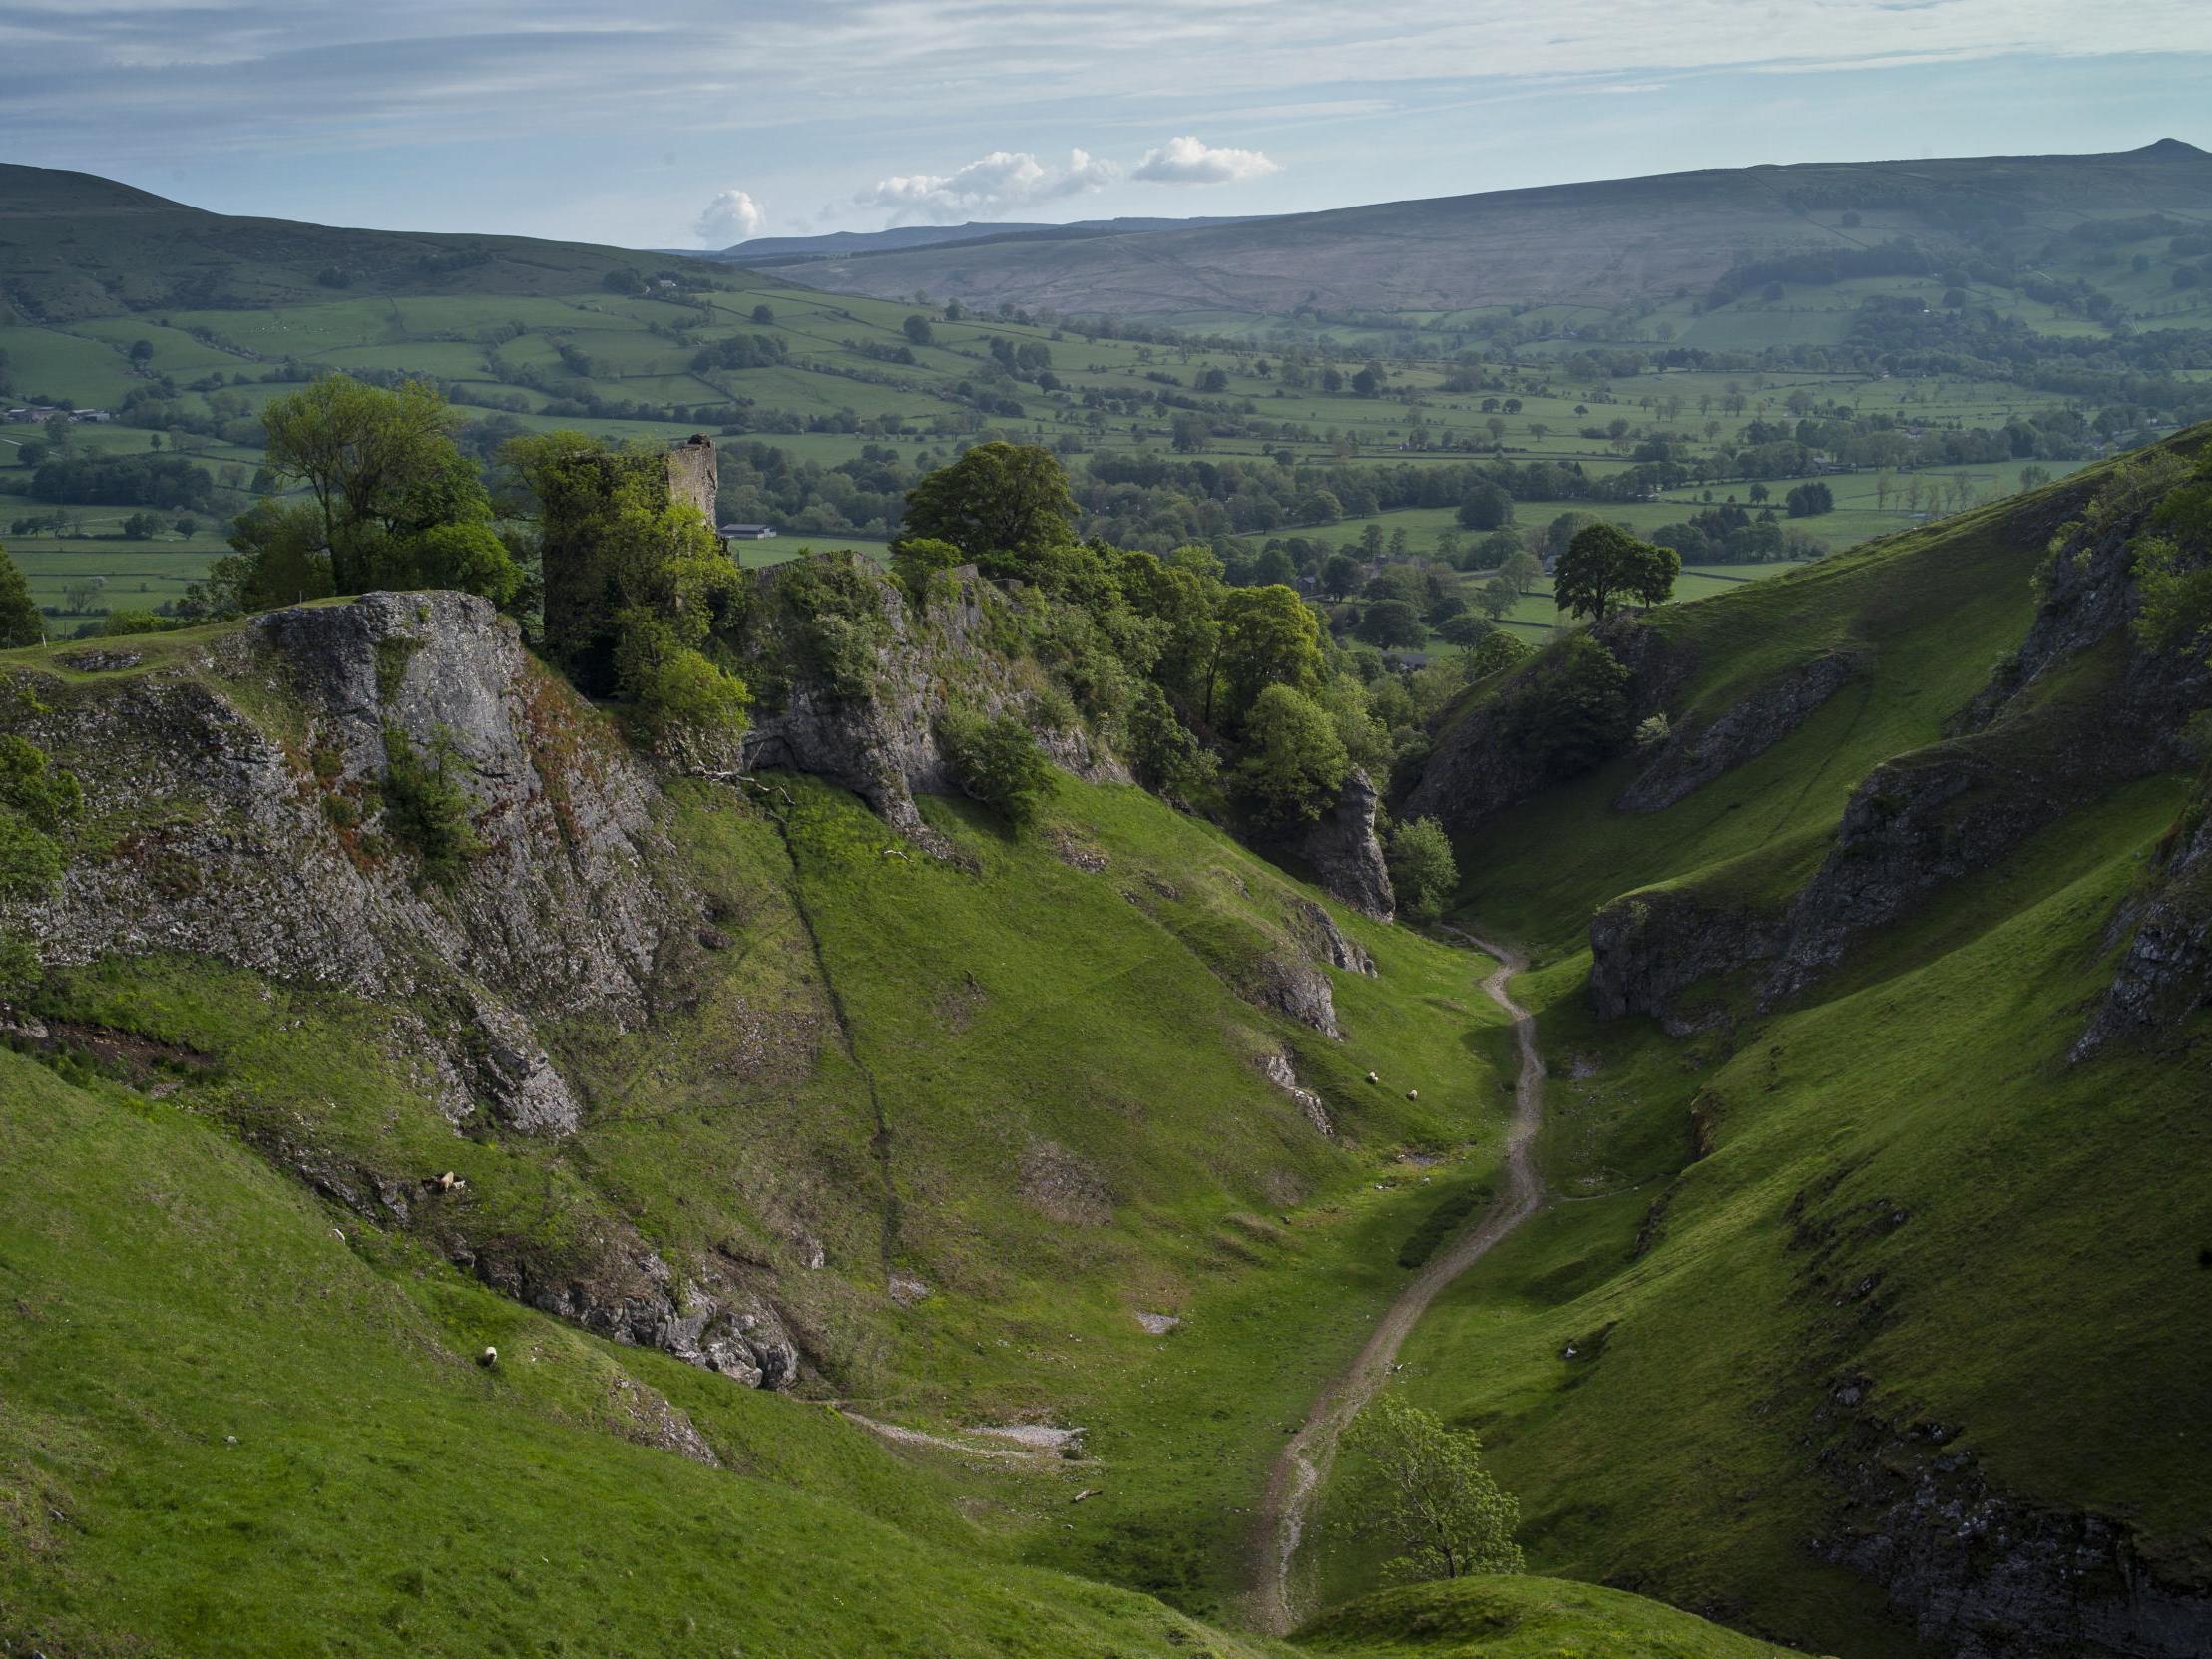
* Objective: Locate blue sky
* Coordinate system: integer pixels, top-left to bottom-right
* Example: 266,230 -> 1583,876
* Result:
2,1 -> 2208,247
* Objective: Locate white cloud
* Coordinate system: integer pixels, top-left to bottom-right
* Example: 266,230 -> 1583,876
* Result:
695,187 -> 764,244
855,148 -> 1118,224
1133,135 -> 1282,185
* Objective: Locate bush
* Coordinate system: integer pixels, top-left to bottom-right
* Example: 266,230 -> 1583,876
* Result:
1387,816 -> 1459,922
1495,634 -> 1634,781
938,707 -> 1054,827
408,521 -> 526,607
381,726 -> 485,885
889,536 -> 965,608
1124,684 -> 1218,805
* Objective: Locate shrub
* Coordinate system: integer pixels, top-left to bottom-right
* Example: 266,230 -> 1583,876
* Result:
889,536 -> 965,608
381,726 -> 485,885
408,521 -> 526,607
938,707 -> 1054,827
1495,634 -> 1634,781
1387,816 -> 1460,922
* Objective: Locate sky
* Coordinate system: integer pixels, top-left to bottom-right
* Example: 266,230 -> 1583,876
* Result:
2,1 -> 2210,249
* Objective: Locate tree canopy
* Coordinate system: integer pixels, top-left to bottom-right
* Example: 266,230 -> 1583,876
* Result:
1345,1395 -> 1524,1583
1552,522 -> 1679,622
900,441 -> 1077,581
210,376 -> 524,612
1214,583 -> 1322,727
1386,816 -> 1460,921
1234,683 -> 1348,823
0,543 -> 41,648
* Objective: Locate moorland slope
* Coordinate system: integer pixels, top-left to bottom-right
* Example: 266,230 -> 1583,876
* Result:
761,141 -> 2212,321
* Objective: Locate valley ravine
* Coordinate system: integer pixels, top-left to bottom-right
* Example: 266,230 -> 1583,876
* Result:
1246,930 -> 1548,1636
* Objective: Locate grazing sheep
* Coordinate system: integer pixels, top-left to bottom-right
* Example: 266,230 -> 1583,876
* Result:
1366,1071 -> 1380,1084
1407,1088 -> 1420,1100
478,1346 -> 498,1368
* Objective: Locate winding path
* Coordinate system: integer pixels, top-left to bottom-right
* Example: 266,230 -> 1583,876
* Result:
1245,928 -> 1548,1637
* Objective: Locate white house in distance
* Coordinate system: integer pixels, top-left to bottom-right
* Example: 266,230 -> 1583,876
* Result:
720,524 -> 778,541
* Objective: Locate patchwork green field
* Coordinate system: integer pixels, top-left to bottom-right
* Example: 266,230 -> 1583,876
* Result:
1,162 -> 2152,632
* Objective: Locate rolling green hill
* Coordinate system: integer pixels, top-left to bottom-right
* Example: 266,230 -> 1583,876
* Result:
4,156 -> 2188,649
757,141 -> 2212,328
1302,427 -> 2212,1655
0,163 -> 703,322
4,162 -> 2212,1659
0,569 -> 1798,1657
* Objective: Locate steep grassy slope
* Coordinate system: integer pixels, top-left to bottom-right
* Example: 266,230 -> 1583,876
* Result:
0,1043 -> 1284,1659
762,142 -> 2212,320
1304,1578 -> 1798,1659
1321,436 -> 2212,1654
0,593 -> 1803,1656
0,1026 -> 1784,1658
0,596 -> 1525,1633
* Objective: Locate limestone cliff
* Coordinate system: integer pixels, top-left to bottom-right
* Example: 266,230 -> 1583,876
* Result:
6,592 -> 681,1133
736,555 -> 1122,853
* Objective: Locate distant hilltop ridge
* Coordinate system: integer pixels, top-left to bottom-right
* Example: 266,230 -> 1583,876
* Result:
1,138 -> 2205,325
697,214 -> 1267,264
731,138 -> 2212,317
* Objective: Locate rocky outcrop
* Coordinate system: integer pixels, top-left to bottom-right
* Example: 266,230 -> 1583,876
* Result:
1400,618 -> 1695,834
1292,898 -> 1376,976
1615,650 -> 1860,814
1259,1050 -> 1332,1135
2074,792 -> 2212,1056
1286,768 -> 1395,922
739,556 -> 1122,852
469,1233 -> 801,1391
1245,952 -> 1342,1039
1813,1417 -> 2212,1659
1587,886 -> 1789,1030
1,592 -> 683,1133
1762,523 -> 2211,1009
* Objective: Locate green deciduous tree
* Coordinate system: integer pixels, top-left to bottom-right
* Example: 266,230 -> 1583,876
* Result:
1456,481 -> 1513,531
1552,522 -> 1678,622
260,376 -> 459,592
889,536 -> 967,607
1356,599 -> 1424,649
1386,816 -> 1459,922
1464,631 -> 1535,681
0,543 -> 41,648
1125,682 -> 1219,805
189,501 -> 333,617
900,442 -> 1076,581
1498,633 -> 1634,779
1435,612 -> 1495,651
1235,683 -> 1348,823
1344,1395 -> 1524,1583
1213,584 -> 1322,728
1322,551 -> 1363,601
